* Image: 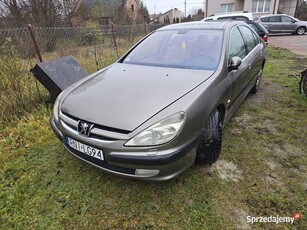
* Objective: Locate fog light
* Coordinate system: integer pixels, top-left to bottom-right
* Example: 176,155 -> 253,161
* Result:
135,169 -> 159,177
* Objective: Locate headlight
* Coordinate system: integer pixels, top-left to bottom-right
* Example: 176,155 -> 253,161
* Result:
53,92 -> 63,122
125,112 -> 186,146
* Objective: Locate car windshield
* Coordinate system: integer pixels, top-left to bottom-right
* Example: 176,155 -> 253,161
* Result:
122,29 -> 224,71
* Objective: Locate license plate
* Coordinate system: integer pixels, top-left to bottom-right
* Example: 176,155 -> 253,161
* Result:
66,137 -> 104,161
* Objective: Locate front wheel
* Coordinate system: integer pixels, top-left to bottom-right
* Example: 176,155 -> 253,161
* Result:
195,109 -> 222,165
296,27 -> 306,35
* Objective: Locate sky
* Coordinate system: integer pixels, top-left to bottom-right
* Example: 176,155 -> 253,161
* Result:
142,0 -> 205,16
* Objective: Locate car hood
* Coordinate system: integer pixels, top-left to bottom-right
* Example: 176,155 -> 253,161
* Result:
61,63 -> 214,131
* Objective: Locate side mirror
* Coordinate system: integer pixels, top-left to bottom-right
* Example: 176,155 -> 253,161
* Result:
229,56 -> 242,71
292,19 -> 296,23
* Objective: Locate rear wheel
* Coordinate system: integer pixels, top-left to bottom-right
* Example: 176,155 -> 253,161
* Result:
296,27 -> 306,35
250,67 -> 263,94
195,109 -> 222,165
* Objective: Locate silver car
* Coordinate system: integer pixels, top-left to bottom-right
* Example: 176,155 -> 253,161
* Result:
50,21 -> 266,181
257,14 -> 307,35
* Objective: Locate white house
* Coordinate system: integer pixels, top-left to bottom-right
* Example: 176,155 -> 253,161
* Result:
205,0 -> 299,17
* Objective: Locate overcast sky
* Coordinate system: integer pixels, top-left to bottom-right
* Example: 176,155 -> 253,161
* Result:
142,0 -> 204,16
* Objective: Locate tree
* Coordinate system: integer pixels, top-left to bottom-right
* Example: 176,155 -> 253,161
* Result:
296,0 -> 307,20
0,0 -> 81,28
138,0 -> 150,23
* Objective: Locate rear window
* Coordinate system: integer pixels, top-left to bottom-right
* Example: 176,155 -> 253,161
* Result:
122,29 -> 224,71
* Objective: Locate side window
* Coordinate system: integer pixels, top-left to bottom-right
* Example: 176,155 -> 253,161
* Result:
253,31 -> 260,44
239,26 -> 257,53
260,17 -> 268,22
281,16 -> 292,22
249,23 -> 261,33
228,27 -> 247,63
269,16 -> 281,22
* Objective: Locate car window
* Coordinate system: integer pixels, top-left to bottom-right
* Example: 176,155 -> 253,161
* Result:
122,29 -> 224,71
260,17 -> 268,22
281,16 -> 293,22
239,26 -> 257,53
217,16 -> 248,21
228,27 -> 247,63
249,23 -> 261,33
252,30 -> 260,44
268,16 -> 281,22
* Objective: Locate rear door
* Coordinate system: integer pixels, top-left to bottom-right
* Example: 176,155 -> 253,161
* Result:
262,16 -> 282,33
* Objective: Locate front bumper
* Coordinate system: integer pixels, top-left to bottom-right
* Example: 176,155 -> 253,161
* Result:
50,116 -> 198,181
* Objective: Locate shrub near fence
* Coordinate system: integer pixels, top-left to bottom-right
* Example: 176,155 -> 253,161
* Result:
0,23 -> 165,122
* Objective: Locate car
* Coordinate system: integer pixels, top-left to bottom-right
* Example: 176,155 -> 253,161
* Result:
244,20 -> 269,43
203,11 -> 253,21
50,21 -> 267,181
203,16 -> 269,44
256,14 -> 307,35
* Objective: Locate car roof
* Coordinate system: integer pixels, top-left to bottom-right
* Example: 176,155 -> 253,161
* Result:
203,12 -> 253,21
260,14 -> 290,18
157,21 -> 246,31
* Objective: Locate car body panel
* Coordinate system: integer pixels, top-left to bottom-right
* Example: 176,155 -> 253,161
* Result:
61,63 -> 214,131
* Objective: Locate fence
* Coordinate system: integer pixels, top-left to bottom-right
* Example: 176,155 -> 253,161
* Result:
0,23 -> 164,122
0,23 -> 163,62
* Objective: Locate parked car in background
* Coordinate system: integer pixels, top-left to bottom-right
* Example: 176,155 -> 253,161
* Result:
203,11 -> 253,21
256,14 -> 307,35
202,15 -> 269,44
50,21 -> 266,181
244,20 -> 269,43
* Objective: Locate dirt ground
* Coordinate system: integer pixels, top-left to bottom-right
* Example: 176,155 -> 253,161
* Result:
269,34 -> 307,57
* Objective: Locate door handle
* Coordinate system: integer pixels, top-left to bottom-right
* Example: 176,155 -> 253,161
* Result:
248,64 -> 252,69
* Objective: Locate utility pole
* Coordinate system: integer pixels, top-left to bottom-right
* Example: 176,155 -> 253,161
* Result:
184,0 -> 187,18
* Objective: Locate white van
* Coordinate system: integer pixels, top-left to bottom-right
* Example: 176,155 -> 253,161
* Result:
202,11 -> 253,21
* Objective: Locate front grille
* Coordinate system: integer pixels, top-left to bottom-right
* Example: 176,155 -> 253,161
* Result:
61,112 -> 130,141
63,112 -> 130,134
67,145 -> 136,175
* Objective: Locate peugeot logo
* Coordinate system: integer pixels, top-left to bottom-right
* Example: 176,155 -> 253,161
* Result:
77,121 -> 94,136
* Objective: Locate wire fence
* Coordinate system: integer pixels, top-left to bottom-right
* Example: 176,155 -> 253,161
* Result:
0,23 -> 163,61
0,23 -> 164,121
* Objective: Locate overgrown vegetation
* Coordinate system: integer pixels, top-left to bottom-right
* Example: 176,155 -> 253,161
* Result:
0,46 -> 306,229
0,35 -> 138,123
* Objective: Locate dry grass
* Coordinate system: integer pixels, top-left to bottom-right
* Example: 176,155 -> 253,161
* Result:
0,35 -> 142,123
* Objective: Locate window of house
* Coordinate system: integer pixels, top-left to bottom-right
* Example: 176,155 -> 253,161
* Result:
252,0 -> 271,13
220,4 -> 234,13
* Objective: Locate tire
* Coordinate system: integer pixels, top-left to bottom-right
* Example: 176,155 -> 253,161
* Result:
296,27 -> 306,35
195,109 -> 222,165
300,70 -> 307,96
250,67 -> 263,94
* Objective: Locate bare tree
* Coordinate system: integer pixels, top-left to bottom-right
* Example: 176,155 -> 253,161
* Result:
0,0 -> 82,28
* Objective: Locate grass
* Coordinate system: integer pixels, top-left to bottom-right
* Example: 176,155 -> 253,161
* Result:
0,35 -> 141,123
0,45 -> 306,229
